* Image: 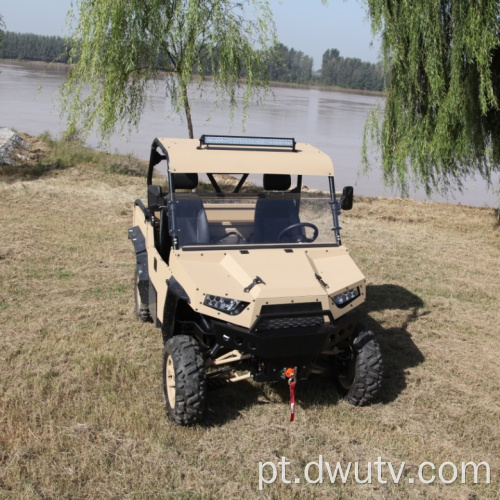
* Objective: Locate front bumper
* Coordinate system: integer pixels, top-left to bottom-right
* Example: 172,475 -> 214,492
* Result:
210,309 -> 359,380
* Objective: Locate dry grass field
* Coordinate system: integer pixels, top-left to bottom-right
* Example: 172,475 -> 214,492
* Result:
1,134 -> 500,499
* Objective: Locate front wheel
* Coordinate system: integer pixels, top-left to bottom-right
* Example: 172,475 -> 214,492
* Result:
334,329 -> 383,406
163,335 -> 206,425
134,267 -> 152,323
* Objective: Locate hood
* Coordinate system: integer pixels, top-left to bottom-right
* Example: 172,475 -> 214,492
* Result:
170,246 -> 365,326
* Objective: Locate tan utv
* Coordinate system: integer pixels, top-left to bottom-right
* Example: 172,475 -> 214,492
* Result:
129,135 -> 383,425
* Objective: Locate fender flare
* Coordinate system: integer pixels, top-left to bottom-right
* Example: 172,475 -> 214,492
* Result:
162,290 -> 179,343
128,226 -> 149,306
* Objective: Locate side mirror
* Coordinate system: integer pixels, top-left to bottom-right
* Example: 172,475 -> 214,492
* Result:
340,186 -> 354,210
148,184 -> 164,210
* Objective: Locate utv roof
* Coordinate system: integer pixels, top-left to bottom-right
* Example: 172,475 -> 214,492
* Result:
154,136 -> 334,176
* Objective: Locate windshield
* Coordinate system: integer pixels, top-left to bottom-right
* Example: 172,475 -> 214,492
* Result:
169,191 -> 337,248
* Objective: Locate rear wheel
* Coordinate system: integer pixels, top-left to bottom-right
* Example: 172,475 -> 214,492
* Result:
163,335 -> 206,425
335,329 -> 383,406
134,267 -> 152,322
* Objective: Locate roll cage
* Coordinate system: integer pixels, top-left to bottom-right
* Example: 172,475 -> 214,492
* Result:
144,135 -> 353,251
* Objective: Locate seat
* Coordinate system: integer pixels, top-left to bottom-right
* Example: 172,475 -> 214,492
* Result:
169,173 -> 210,247
253,174 -> 303,243
172,195 -> 210,246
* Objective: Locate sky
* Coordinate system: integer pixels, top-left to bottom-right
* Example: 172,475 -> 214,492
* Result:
1,0 -> 381,69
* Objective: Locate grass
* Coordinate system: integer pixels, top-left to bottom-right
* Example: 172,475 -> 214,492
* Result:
1,134 -> 500,499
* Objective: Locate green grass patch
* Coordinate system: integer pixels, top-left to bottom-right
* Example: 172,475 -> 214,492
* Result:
1,130 -> 148,180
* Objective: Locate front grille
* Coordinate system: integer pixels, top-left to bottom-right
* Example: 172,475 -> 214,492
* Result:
254,302 -> 325,331
258,315 -> 324,330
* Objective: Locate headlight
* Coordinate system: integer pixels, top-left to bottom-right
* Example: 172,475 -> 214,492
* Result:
203,294 -> 249,315
332,287 -> 360,308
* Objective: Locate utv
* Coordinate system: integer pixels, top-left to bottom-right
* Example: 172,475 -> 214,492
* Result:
129,135 -> 382,425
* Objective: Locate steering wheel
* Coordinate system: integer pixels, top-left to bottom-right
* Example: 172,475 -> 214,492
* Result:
278,222 -> 319,243
211,231 -> 243,244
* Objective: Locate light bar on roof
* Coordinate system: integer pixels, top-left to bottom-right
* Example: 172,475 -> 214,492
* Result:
198,134 -> 296,151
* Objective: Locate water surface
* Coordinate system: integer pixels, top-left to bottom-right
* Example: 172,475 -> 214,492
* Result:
1,60 -> 497,207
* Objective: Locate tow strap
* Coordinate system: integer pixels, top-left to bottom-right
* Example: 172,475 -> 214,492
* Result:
289,379 -> 296,422
285,367 -> 297,422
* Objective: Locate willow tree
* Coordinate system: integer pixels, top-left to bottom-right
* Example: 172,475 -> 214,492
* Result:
363,0 -> 500,197
61,0 -> 276,140
0,13 -> 4,52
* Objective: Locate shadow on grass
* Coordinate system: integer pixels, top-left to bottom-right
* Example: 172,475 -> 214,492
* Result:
204,381 -> 265,426
0,160 -> 68,180
1,155 -> 145,181
204,376 -> 342,427
360,284 -> 426,405
203,284 -> 426,425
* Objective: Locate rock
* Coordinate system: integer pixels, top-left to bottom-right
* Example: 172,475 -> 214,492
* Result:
0,128 -> 31,165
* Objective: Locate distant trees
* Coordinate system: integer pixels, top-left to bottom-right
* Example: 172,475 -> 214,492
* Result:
0,32 -> 70,63
321,48 -> 385,91
267,44 -> 384,90
268,43 -> 314,84
0,14 -> 4,54
0,31 -> 386,93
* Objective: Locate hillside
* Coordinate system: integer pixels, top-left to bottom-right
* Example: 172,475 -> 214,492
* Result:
1,134 -> 499,499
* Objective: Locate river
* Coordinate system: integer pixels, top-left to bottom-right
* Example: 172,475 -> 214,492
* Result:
1,60 -> 498,207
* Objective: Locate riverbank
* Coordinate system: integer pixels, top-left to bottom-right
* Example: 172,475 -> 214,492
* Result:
267,77 -> 386,97
0,58 -> 386,97
1,132 -> 499,498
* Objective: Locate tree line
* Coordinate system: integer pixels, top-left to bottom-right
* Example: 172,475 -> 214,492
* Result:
321,48 -> 384,91
0,31 -> 385,91
1,31 -> 70,63
268,43 -> 385,91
